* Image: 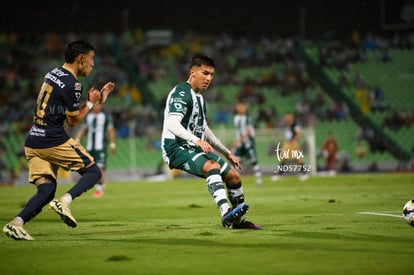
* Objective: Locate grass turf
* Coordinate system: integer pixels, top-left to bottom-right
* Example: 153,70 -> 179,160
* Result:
0,173 -> 413,274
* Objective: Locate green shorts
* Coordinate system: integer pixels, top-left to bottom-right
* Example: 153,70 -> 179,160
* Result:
88,149 -> 107,168
234,141 -> 258,163
165,143 -> 231,178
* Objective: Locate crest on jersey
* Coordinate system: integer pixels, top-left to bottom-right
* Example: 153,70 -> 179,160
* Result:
74,82 -> 82,91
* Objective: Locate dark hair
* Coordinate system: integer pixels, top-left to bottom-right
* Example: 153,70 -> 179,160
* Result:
188,54 -> 215,70
64,40 -> 94,63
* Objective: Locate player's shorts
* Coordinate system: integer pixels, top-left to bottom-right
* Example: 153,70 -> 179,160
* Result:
281,141 -> 301,161
164,144 -> 231,178
88,149 -> 107,168
234,140 -> 258,163
25,138 -> 94,183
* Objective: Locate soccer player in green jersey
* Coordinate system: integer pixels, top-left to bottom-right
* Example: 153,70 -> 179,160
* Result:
161,54 -> 261,229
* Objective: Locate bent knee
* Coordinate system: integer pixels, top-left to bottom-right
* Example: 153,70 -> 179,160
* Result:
203,160 -> 221,173
88,164 -> 102,178
224,169 -> 241,184
34,176 -> 56,186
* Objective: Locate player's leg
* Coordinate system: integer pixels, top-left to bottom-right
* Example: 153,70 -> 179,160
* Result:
223,168 -> 244,207
206,153 -> 259,229
247,143 -> 262,186
328,154 -> 337,176
3,149 -> 58,240
91,150 -> 106,198
222,161 -> 261,230
45,138 -> 101,227
94,167 -> 105,197
201,157 -> 249,228
172,149 -> 232,217
203,160 -> 232,216
167,148 -> 246,227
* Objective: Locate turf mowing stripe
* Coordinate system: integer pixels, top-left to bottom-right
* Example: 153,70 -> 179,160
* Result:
356,212 -> 404,218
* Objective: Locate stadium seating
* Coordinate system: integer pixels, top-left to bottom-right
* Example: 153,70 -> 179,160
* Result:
302,42 -> 413,163
2,33 -> 412,177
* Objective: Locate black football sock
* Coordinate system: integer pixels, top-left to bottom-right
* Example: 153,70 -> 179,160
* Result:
68,164 -> 101,200
226,181 -> 245,208
18,183 -> 56,223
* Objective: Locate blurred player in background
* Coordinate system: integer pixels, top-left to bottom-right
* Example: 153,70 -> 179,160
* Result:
3,40 -> 115,240
321,131 -> 338,175
232,100 -> 262,186
75,103 -> 116,197
271,112 -> 309,181
161,54 -> 261,229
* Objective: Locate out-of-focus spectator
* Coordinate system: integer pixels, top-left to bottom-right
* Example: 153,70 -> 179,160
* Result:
369,86 -> 389,112
355,86 -> 370,114
237,80 -> 263,104
382,110 -> 414,130
355,140 -> 368,159
321,132 -> 338,175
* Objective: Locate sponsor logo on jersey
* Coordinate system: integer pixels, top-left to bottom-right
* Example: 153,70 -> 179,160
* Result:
75,91 -> 81,100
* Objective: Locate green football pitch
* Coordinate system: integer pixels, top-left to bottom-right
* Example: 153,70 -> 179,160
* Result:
1,173 -> 413,275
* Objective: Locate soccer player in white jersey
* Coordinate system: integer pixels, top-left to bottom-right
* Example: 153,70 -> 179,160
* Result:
232,100 -> 262,186
76,103 -> 116,197
161,54 -> 261,229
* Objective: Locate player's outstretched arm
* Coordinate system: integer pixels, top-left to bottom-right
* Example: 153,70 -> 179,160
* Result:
205,126 -> 241,169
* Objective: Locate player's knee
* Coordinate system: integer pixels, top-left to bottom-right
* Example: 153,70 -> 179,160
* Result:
224,169 -> 241,185
37,182 -> 57,202
203,160 -> 221,172
83,163 -> 102,182
33,176 -> 56,186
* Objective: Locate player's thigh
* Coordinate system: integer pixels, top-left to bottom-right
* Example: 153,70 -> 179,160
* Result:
169,149 -> 206,177
25,148 -> 59,183
170,149 -> 230,178
37,138 -> 94,172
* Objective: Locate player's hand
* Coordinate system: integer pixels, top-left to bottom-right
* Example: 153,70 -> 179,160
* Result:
87,87 -> 101,104
227,152 -> 242,170
99,82 -> 115,103
195,139 -> 213,154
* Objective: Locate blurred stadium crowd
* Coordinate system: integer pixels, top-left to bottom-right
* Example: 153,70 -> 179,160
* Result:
0,28 -> 413,180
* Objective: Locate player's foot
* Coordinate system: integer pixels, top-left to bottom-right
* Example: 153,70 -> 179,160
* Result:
222,203 -> 249,228
299,174 -> 309,181
93,191 -> 103,198
49,199 -> 77,228
3,222 -> 34,240
232,220 -> 262,230
270,174 -> 282,181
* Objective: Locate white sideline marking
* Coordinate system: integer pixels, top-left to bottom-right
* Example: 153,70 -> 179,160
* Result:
357,212 -> 404,218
